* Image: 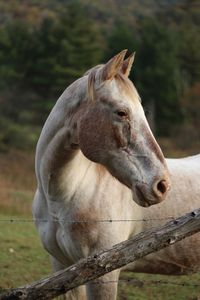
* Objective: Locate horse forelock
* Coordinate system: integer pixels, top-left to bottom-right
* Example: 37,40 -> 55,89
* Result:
114,73 -> 138,101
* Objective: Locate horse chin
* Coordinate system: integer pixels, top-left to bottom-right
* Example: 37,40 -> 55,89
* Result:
132,188 -> 152,208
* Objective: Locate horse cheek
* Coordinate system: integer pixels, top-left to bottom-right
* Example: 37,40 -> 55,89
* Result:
78,110 -> 104,163
79,110 -> 117,165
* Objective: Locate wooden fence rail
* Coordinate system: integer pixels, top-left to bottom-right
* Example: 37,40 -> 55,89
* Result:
1,208 -> 200,300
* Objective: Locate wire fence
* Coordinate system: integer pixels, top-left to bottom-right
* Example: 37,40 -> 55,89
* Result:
1,214 -> 200,295
0,216 -> 177,223
1,277 -> 200,292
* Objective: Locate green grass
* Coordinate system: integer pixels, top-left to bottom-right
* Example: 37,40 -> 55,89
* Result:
0,212 -> 200,299
0,213 -> 51,291
118,272 -> 200,300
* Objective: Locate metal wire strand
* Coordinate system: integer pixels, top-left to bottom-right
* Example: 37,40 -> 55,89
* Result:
1,278 -> 200,292
0,217 -> 176,223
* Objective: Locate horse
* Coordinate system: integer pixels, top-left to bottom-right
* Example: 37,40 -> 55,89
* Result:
32,49 -> 199,300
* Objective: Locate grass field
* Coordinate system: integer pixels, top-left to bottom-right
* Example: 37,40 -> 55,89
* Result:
0,213 -> 51,289
0,149 -> 200,299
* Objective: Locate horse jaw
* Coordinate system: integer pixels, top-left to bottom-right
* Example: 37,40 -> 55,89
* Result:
101,144 -> 170,208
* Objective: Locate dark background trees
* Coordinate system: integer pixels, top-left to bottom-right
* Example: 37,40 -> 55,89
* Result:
105,18 -> 182,135
0,2 -> 104,149
0,0 -> 199,151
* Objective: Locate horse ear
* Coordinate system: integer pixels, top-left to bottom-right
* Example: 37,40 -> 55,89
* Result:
121,52 -> 135,77
101,49 -> 127,81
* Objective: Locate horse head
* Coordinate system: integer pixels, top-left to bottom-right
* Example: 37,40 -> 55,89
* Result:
76,50 -> 170,207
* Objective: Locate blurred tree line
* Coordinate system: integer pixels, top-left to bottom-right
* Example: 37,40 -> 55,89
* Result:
0,1 -> 199,151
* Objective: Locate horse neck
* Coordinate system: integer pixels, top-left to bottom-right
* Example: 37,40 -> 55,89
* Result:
35,76 -> 89,191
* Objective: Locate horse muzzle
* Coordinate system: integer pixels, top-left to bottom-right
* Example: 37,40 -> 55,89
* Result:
133,176 -> 171,207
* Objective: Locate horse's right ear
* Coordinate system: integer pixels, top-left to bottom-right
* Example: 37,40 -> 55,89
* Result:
101,50 -> 127,81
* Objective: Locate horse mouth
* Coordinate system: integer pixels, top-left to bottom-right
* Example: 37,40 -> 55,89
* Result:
135,186 -> 151,207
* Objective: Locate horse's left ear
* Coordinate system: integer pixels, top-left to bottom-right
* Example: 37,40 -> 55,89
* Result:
121,52 -> 135,77
101,49 -> 127,81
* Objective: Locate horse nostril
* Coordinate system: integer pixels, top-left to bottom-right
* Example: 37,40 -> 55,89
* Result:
156,180 -> 168,196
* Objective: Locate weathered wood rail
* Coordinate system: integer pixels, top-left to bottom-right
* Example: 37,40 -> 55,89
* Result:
1,208 -> 200,300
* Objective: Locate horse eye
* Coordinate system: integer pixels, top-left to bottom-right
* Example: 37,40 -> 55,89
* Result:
116,110 -> 128,118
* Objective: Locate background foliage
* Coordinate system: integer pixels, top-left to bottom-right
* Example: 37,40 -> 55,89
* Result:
0,0 -> 199,150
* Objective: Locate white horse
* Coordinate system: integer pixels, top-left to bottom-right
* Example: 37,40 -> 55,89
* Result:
33,50 -> 200,299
